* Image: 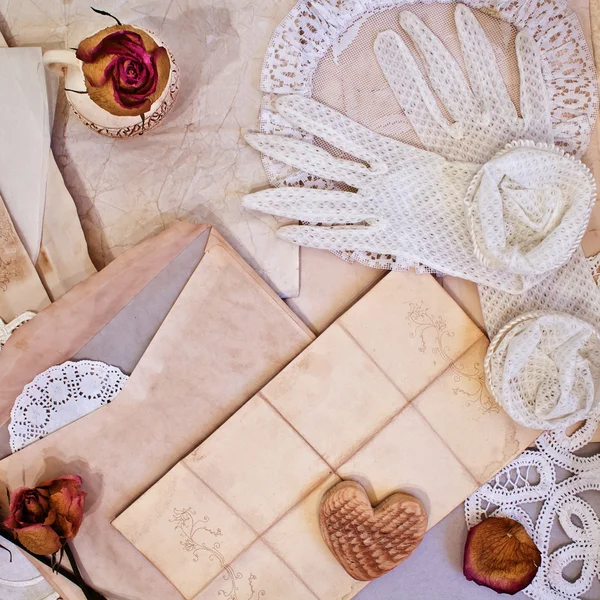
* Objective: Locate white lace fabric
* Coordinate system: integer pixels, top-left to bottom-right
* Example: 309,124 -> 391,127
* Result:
247,3 -> 600,431
245,96 -> 594,294
480,249 -> 600,340
9,360 -> 128,452
465,144 -> 595,277
374,6 -> 553,163
485,312 -> 600,430
260,0 -> 599,273
465,417 -> 600,599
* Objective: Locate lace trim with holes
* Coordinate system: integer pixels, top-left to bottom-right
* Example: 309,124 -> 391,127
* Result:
9,360 -> 128,452
0,312 -> 36,351
465,416 -> 600,599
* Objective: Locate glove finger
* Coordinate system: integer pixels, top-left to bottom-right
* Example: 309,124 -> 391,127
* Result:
399,11 -> 477,123
243,188 -> 376,223
516,30 -> 553,143
275,95 -> 424,165
454,4 -> 516,120
245,133 -> 376,188
375,30 -> 456,143
277,223 -> 382,251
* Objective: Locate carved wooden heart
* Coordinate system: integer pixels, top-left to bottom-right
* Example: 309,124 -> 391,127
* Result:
319,480 -> 428,581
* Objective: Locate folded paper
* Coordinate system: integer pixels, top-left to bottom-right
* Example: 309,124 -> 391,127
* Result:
0,221 -> 213,428
0,195 -> 51,321
0,47 -> 50,262
0,34 -> 95,319
114,270 -> 541,600
0,222 -> 313,599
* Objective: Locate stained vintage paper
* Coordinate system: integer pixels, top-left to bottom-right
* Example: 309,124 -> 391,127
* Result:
36,154 -> 96,301
0,195 -> 51,321
0,31 -> 95,316
114,271 -> 541,600
0,221 -> 212,426
0,0 -> 300,297
0,224 -> 314,599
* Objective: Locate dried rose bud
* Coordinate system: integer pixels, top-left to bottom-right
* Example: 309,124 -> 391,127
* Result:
464,517 -> 541,595
4,476 -> 86,555
76,25 -> 170,117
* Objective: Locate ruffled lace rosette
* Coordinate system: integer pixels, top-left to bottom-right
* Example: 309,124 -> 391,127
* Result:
484,312 -> 600,430
9,360 -> 128,452
465,141 -> 596,280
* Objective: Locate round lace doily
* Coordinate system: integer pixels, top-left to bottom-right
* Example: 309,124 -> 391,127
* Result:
465,417 -> 600,599
9,360 -> 128,452
259,0 -> 599,273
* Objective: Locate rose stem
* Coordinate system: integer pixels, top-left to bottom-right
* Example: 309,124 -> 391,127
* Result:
90,7 -> 122,26
64,542 -> 107,600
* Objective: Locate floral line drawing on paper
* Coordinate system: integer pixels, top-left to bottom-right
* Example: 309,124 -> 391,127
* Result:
0,256 -> 17,291
406,301 -> 498,414
171,508 -> 266,599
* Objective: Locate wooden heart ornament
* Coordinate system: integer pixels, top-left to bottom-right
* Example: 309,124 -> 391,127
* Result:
319,480 -> 428,581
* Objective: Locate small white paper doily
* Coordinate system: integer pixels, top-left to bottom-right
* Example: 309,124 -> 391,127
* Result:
9,360 -> 128,452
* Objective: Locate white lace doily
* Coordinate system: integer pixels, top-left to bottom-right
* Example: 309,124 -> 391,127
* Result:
9,360 -> 128,452
0,312 -> 36,351
465,417 -> 600,599
259,0 -> 599,273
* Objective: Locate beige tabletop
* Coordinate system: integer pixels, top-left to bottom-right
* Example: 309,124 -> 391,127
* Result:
0,1 -> 599,598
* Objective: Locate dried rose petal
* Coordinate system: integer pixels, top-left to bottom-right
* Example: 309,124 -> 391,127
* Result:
464,517 -> 541,595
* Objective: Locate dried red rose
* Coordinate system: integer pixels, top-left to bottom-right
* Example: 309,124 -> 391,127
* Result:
464,517 -> 541,595
76,25 -> 170,117
4,476 -> 86,555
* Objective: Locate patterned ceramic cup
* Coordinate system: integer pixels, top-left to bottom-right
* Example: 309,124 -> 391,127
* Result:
43,28 -> 179,138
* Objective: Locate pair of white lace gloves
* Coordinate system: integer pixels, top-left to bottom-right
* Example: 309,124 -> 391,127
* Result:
244,5 -> 600,431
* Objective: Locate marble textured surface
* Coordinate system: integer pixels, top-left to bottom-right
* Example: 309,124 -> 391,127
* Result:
0,0 -> 300,297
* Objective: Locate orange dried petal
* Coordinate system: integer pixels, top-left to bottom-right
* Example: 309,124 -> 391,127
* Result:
16,524 -> 62,556
86,77 -> 152,117
76,25 -> 157,62
464,517 -> 541,595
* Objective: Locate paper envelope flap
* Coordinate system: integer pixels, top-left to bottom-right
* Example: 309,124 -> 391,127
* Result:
73,226 -> 213,373
0,221 -> 209,426
0,226 -> 313,599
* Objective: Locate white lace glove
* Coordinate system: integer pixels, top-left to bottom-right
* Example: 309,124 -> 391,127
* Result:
369,5 -> 600,430
244,95 -> 594,293
374,4 -> 554,162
